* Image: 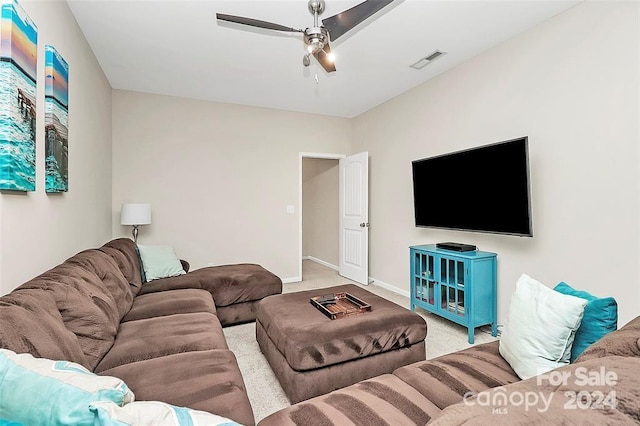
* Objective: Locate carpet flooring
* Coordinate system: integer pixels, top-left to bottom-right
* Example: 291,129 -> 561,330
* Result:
222,260 -> 498,423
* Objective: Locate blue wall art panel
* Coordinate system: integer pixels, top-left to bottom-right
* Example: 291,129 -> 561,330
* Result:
45,45 -> 68,193
0,0 -> 37,191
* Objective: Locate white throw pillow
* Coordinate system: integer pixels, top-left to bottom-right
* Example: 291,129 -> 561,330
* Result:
499,274 -> 587,379
137,245 -> 186,282
90,400 -> 241,426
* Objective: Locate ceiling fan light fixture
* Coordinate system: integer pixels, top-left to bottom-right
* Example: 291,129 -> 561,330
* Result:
307,39 -> 324,53
304,27 -> 328,54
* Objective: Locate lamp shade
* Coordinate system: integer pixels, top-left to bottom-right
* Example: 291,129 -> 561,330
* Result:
121,203 -> 151,225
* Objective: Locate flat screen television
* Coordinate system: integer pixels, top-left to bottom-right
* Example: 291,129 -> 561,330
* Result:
412,137 -> 533,237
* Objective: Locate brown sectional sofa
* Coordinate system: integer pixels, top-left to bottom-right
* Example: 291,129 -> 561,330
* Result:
259,316 -> 640,425
0,238 -> 282,426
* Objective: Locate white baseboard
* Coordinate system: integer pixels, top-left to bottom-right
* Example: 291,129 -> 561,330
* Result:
296,258 -> 410,299
369,276 -> 410,298
302,256 -> 339,271
282,276 -> 301,284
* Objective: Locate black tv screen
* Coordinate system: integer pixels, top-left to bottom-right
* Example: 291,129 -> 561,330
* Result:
412,137 -> 533,236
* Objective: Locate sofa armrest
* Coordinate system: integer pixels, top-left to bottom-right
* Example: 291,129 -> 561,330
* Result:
180,259 -> 190,273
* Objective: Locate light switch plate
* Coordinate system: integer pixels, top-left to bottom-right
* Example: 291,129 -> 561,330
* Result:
286,205 -> 295,214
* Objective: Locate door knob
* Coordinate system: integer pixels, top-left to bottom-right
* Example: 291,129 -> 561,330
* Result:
359,222 -> 370,228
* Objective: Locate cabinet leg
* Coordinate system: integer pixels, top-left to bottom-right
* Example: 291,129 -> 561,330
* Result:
410,303 -> 415,312
492,322 -> 497,337
468,328 -> 474,344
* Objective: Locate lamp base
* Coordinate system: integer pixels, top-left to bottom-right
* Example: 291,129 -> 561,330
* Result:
132,225 -> 139,243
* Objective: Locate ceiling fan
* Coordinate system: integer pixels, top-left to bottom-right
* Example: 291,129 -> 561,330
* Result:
216,0 -> 395,73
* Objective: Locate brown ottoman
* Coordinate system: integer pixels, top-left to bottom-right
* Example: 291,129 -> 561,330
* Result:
256,284 -> 427,403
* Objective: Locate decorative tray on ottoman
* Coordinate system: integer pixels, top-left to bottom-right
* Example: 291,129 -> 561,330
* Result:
310,292 -> 372,320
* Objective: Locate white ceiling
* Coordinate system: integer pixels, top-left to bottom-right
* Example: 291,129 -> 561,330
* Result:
67,0 -> 581,118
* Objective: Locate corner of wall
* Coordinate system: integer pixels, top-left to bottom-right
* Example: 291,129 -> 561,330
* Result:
348,114 -> 356,155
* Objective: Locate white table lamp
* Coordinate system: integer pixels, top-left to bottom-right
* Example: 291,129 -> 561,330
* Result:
121,203 -> 151,243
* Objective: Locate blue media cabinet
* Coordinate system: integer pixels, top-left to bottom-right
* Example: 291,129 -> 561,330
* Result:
410,244 -> 497,344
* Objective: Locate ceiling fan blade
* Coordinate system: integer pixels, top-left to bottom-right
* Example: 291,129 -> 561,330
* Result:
216,13 -> 303,33
322,0 -> 394,41
314,43 -> 336,73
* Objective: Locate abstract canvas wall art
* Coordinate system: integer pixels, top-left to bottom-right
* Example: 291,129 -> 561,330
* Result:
45,45 -> 68,192
0,0 -> 37,191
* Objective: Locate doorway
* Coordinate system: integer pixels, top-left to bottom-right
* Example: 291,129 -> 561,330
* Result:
299,153 -> 344,280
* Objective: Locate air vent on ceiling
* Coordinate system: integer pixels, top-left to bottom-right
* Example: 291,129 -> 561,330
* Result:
410,50 -> 446,70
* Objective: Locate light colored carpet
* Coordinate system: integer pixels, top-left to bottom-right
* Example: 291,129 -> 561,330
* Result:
223,260 -> 498,423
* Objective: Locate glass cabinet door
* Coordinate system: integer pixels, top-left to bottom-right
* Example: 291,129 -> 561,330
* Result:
439,258 -> 466,317
440,258 -> 465,285
413,252 -> 436,307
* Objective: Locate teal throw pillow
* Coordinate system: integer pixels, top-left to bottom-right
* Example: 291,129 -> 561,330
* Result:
553,282 -> 618,362
137,245 -> 186,282
0,349 -> 134,426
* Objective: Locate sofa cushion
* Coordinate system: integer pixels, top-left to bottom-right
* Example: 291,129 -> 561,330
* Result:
100,238 -> 145,296
576,315 -> 640,362
19,269 -> 120,371
90,401 -> 240,426
499,274 -> 587,379
553,282 -> 618,362
94,313 -> 227,373
97,350 -> 255,426
257,374 -> 441,426
121,289 -> 216,322
63,249 -> 135,320
428,355 -> 640,425
15,248 -> 138,370
0,349 -> 134,426
139,263 -> 282,307
0,289 -> 87,367
137,244 -> 186,282
392,341 -> 520,410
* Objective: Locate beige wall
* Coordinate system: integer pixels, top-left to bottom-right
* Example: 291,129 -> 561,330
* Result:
352,1 -> 640,326
0,0 -> 113,293
112,91 -> 350,281
302,158 -> 339,268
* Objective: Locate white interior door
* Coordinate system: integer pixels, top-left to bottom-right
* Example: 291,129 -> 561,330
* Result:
339,152 -> 369,284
